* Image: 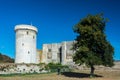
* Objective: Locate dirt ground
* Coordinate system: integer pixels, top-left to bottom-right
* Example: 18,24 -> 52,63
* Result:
0,70 -> 120,80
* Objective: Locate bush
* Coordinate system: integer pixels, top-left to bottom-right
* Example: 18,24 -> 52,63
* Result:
45,63 -> 69,72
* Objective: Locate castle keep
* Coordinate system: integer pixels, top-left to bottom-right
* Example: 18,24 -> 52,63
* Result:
15,24 -> 38,64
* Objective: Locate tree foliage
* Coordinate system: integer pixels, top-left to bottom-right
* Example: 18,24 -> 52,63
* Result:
73,14 -> 114,76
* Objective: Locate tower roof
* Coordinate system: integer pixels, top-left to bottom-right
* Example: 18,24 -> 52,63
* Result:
15,24 -> 38,33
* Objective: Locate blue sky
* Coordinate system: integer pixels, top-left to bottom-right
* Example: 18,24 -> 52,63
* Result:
0,0 -> 119,60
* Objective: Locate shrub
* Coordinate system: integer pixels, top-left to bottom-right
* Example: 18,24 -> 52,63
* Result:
45,63 -> 69,72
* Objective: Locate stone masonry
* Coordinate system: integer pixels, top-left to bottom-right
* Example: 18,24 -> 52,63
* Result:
42,41 -> 75,65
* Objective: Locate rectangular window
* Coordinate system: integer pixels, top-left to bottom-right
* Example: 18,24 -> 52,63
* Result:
22,43 -> 24,46
33,36 -> 35,39
27,31 -> 29,35
28,51 -> 30,54
48,49 -> 51,52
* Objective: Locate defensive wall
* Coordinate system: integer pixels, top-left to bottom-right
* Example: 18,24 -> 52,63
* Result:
0,61 -> 120,74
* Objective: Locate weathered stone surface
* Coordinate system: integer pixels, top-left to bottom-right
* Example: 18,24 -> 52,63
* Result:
0,61 -> 120,74
15,24 -> 38,64
0,63 -> 47,74
42,41 -> 75,65
42,43 -> 61,64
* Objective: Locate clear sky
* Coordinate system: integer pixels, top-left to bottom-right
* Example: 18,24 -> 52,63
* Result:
0,0 -> 119,60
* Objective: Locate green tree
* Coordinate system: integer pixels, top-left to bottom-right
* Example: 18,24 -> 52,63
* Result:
73,14 -> 114,77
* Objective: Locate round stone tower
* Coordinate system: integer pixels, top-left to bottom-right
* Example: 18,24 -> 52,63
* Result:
15,24 -> 38,63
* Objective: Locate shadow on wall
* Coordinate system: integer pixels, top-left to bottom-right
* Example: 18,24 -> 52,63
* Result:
61,72 -> 103,78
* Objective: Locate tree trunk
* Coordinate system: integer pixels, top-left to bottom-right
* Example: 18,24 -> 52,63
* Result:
90,65 -> 95,77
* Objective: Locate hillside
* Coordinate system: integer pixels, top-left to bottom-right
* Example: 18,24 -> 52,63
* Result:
0,53 -> 14,63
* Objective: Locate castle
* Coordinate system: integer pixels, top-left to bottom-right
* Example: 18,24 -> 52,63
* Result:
0,24 -> 118,75
15,24 -> 75,65
0,24 -> 118,74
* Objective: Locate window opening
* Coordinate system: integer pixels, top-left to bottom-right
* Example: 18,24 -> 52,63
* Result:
22,43 -> 24,46
33,36 -> 35,39
27,31 -> 29,35
28,51 -> 30,54
48,49 -> 51,52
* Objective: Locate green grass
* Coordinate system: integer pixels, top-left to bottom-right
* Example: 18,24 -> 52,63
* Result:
0,70 -> 120,80
0,72 -> 55,77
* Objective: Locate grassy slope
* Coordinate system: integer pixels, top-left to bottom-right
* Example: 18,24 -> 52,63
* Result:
0,53 -> 14,63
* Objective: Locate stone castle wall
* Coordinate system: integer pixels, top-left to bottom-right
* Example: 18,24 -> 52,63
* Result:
0,61 -> 120,74
42,41 -> 75,65
0,63 -> 47,74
